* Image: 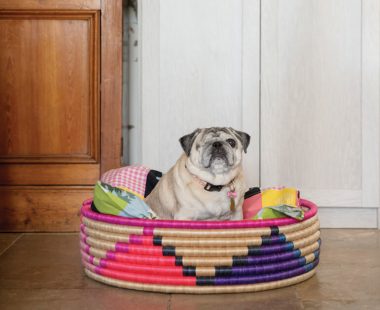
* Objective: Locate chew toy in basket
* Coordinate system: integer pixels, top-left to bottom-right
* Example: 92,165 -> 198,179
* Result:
80,198 -> 320,294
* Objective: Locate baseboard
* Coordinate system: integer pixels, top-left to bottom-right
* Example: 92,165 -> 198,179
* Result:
0,186 -> 93,232
318,207 -> 379,228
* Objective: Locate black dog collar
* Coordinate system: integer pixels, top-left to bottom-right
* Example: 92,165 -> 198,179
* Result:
185,165 -> 234,192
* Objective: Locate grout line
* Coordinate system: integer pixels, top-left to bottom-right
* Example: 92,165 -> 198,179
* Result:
166,294 -> 172,310
294,286 -> 306,310
24,232 -> 79,235
0,233 -> 24,257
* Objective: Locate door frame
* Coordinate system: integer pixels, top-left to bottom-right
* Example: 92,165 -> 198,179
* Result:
100,0 -> 123,174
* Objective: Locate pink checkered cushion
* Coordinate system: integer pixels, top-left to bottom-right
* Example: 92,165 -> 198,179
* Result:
100,165 -> 150,196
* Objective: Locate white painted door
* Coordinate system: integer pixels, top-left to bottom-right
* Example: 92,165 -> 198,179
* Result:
137,0 -> 380,228
260,0 -> 379,228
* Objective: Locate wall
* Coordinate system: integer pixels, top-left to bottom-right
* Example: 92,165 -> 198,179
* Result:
137,0 -> 380,228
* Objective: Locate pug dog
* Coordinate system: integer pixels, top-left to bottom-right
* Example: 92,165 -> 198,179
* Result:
145,127 -> 250,220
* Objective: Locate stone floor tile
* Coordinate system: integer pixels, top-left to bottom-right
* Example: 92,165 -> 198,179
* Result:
0,233 -> 93,289
301,299 -> 380,310
0,288 -> 169,310
170,286 -> 303,310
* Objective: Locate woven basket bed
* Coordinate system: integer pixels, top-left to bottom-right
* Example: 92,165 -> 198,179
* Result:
80,198 -> 320,294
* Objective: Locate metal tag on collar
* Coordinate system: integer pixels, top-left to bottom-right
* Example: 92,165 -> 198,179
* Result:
228,182 -> 237,212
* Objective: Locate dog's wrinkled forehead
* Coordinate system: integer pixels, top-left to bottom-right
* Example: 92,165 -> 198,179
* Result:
201,127 -> 235,141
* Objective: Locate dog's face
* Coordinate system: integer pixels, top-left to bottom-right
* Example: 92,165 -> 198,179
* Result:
180,127 -> 250,175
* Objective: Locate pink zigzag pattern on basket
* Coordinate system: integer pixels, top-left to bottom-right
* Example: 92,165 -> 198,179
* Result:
100,165 -> 150,196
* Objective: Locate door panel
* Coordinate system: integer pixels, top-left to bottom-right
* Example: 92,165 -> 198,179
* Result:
0,11 -> 99,163
140,0 -> 261,187
260,0 -> 379,227
261,0 -> 362,193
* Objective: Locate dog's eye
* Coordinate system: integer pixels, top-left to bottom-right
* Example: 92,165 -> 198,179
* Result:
227,139 -> 236,148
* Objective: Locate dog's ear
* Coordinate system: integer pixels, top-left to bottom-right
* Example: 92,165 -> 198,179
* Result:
179,129 -> 201,156
231,128 -> 251,153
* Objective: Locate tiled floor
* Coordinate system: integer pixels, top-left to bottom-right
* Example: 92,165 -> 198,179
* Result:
0,230 -> 379,310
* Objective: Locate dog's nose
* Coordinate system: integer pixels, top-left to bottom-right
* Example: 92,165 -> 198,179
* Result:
212,141 -> 222,148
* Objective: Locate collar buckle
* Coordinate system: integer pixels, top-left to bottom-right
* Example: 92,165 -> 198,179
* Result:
204,183 -> 224,192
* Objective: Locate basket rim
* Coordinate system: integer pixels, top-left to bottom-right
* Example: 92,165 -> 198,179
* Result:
81,198 -> 317,229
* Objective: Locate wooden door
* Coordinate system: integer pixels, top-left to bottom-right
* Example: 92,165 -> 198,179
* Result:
0,0 -> 122,231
